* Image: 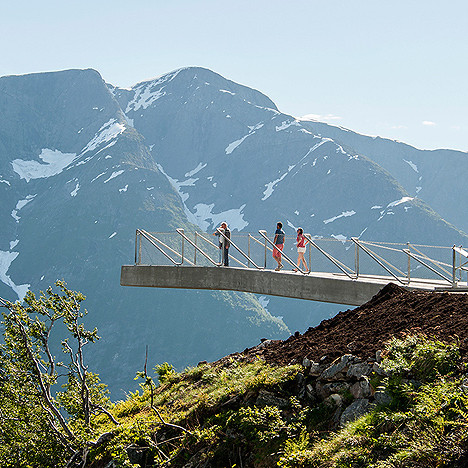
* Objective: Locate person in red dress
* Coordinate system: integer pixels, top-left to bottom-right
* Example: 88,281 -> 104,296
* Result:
293,227 -> 309,273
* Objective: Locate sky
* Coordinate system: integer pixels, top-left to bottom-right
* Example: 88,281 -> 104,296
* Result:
1,0 -> 467,152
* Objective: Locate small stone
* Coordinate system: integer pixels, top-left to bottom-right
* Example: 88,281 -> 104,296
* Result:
376,350 -> 382,363
302,357 -> 311,368
372,362 -> 387,376
309,362 -> 323,376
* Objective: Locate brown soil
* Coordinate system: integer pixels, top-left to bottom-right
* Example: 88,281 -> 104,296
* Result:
234,283 -> 468,366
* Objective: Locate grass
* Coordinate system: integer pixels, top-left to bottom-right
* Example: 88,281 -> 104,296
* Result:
87,335 -> 468,467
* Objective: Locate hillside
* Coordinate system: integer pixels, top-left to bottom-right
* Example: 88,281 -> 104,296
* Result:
239,282 -> 468,366
84,284 -> 468,467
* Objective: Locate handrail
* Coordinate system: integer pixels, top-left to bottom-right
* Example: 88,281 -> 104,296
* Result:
308,238 -> 355,279
142,230 -> 196,266
407,243 -> 453,276
176,229 -> 219,266
217,228 -> 263,269
258,230 -> 308,274
352,238 -> 406,284
137,229 -> 186,266
403,249 -> 453,285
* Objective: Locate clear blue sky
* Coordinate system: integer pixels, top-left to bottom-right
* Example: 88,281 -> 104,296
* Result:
2,0 -> 467,151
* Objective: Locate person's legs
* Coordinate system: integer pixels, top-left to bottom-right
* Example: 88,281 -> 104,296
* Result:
224,247 -> 229,266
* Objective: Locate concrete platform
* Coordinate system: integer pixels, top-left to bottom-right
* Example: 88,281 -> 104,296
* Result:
120,265 -> 457,306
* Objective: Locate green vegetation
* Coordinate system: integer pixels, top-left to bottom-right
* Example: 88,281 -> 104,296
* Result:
1,283 -> 468,467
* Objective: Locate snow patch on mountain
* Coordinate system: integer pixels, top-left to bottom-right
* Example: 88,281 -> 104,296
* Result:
225,123 -> 264,155
192,203 -> 249,231
275,120 -> 300,132
403,159 -> 419,173
387,197 -> 414,208
11,195 -> 36,222
9,240 -> 19,250
0,250 -> 30,300
81,119 -> 125,155
12,149 -> 77,182
185,163 -> 207,178
119,185 -> 128,193
331,234 -> 348,243
262,172 -> 289,201
323,210 -> 356,224
104,170 -> 124,183
126,69 -> 183,113
70,183 -> 80,197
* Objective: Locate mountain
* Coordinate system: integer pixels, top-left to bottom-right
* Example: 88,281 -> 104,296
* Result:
299,119 -> 468,234
1,66 -> 467,393
0,69 -> 288,395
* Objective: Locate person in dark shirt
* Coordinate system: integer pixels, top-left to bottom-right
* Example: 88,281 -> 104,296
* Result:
273,222 -> 285,271
221,222 -> 230,266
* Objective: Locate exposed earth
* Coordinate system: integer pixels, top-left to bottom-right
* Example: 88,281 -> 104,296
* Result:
229,283 -> 468,366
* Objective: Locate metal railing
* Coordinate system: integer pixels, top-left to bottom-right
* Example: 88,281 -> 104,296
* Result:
134,229 -> 468,288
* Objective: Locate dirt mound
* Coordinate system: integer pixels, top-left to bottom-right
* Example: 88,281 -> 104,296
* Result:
238,283 -> 468,366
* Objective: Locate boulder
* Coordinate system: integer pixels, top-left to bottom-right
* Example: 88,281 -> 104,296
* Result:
374,390 -> 392,406
340,399 -> 375,427
347,362 -> 373,379
350,378 -> 371,399
255,389 -> 289,408
316,381 -> 351,400
321,354 -> 355,380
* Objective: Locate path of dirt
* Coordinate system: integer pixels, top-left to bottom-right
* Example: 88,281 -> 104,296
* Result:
231,283 -> 468,366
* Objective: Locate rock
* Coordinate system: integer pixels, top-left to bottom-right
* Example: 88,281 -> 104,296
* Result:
372,362 -> 387,376
376,350 -> 382,363
316,381 -> 351,400
94,432 -> 114,446
257,340 -> 272,349
321,354 -> 354,380
350,378 -> 371,399
325,393 -> 343,407
302,357 -> 311,368
306,383 -> 316,401
340,399 -> 375,427
309,362 -> 324,376
126,444 -> 151,465
460,378 -> 468,395
374,390 -> 392,406
255,389 -> 289,408
347,362 -> 373,379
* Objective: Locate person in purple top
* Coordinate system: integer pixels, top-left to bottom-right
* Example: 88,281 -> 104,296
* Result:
273,222 -> 285,271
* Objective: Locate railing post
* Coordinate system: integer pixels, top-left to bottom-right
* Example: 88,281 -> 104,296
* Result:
407,242 -> 411,284
194,232 -> 197,265
248,234 -> 251,268
180,229 -> 185,264
264,233 -> 268,269
453,245 -> 457,287
138,231 -> 142,265
354,240 -> 360,278
135,230 -> 139,265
